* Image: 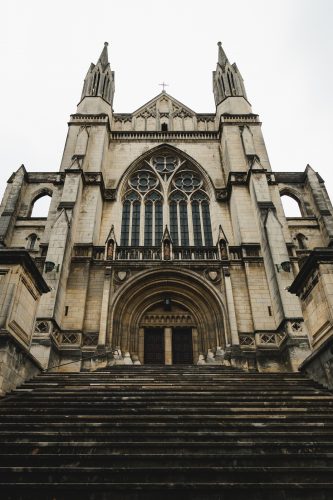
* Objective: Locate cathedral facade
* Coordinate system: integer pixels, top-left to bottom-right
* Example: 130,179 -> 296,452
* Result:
1,42 -> 333,393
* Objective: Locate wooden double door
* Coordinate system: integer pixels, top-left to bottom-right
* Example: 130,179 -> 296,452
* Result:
144,327 -> 193,364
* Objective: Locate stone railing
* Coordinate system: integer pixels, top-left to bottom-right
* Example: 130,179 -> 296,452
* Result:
173,246 -> 218,260
109,131 -> 219,141
116,246 -> 161,260
115,245 -> 218,261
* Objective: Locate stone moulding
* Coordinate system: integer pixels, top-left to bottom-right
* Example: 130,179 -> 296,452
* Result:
289,248 -> 333,296
0,250 -> 49,294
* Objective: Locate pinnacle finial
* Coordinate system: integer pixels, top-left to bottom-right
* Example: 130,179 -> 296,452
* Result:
98,42 -> 110,69
217,41 -> 228,68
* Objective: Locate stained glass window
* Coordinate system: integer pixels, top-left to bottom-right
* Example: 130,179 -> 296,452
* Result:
131,201 -> 141,245
154,156 -> 176,175
121,155 -> 213,253
120,200 -> 131,246
170,202 -> 178,245
144,201 -> 153,246
202,201 -> 213,246
155,201 -> 163,245
192,201 -> 203,246
179,201 -> 189,246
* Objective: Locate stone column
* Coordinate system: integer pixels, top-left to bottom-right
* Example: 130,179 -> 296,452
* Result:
223,267 -> 239,346
164,327 -> 173,365
98,266 -> 112,347
192,327 -> 199,363
138,327 -> 145,364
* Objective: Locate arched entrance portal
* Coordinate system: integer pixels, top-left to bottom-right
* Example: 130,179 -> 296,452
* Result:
110,268 -> 227,364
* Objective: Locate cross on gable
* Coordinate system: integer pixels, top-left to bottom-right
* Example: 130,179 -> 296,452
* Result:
159,82 -> 169,92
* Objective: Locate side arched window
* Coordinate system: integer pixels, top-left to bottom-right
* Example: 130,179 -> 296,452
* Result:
280,194 -> 303,217
30,193 -> 52,218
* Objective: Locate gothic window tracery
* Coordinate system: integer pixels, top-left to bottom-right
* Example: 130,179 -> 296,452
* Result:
120,152 -> 213,248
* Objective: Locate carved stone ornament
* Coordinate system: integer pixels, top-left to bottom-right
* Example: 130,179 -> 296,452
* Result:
208,271 -> 218,281
117,271 -> 127,281
104,189 -> 116,201
216,189 -> 228,201
204,269 -> 220,283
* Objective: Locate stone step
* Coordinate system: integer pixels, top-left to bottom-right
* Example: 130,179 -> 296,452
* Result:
0,396 -> 333,406
1,430 -> 333,443
1,482 -> 333,500
1,421 -> 332,431
2,440 -> 333,455
1,367 -> 333,498
1,452 -> 332,468
1,414 -> 332,424
1,465 -> 333,483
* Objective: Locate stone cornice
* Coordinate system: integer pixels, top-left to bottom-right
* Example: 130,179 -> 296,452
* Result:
289,247 -> 333,295
0,249 -> 50,293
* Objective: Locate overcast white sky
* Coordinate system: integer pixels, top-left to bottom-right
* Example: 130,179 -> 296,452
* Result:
1,0 -> 333,210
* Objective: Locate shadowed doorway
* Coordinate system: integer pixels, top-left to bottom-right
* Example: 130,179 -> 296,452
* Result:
144,328 -> 164,364
172,327 -> 193,364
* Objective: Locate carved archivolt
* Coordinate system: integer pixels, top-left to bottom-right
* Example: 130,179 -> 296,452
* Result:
109,267 -> 228,354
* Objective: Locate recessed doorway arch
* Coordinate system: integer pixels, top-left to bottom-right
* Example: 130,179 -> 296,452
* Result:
109,268 -> 228,364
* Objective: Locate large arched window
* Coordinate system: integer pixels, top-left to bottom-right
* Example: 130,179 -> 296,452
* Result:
120,151 -> 213,248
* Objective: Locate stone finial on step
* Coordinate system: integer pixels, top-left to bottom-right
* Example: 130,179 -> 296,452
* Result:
206,349 -> 216,364
123,352 -> 133,365
113,347 -> 124,365
215,346 -> 225,364
197,354 -> 206,365
132,355 -> 141,365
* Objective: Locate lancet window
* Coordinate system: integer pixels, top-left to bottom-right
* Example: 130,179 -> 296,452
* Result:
120,152 -> 213,248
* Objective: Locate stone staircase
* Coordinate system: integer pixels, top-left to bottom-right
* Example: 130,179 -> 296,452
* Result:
1,365 -> 333,499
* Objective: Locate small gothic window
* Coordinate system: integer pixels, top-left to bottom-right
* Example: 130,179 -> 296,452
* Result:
161,123 -> 168,131
296,233 -> 307,249
27,233 -> 38,250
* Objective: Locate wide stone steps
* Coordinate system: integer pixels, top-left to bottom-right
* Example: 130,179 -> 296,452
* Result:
1,365 -> 333,499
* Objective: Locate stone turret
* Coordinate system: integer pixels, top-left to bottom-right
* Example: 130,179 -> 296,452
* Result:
77,42 -> 115,119
213,42 -> 251,116
80,42 -> 115,106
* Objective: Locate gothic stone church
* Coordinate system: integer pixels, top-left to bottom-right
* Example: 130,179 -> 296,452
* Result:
1,42 -> 333,394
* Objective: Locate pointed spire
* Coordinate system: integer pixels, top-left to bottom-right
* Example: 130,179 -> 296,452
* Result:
79,42 -> 115,107
217,41 -> 229,69
213,42 -> 248,106
98,42 -> 109,71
